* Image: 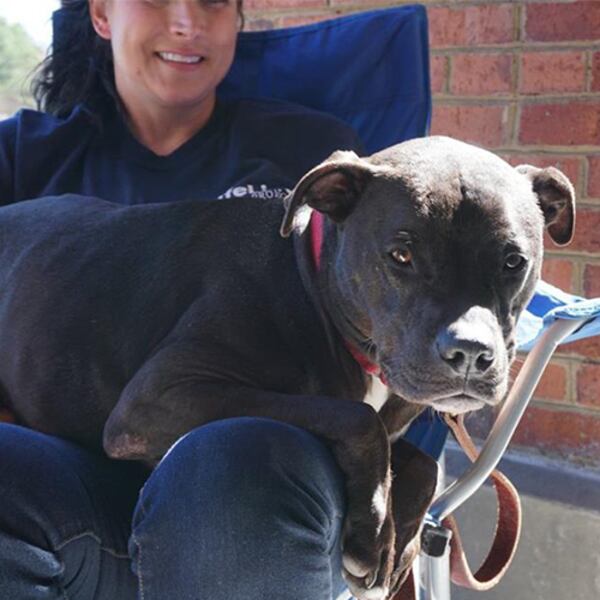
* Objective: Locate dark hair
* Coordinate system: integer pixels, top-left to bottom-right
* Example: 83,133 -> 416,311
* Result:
32,0 -> 244,119
31,1 -> 115,118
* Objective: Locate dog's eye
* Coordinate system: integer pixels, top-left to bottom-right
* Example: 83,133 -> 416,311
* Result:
504,253 -> 526,272
390,245 -> 413,266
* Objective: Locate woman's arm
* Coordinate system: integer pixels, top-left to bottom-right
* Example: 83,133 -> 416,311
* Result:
0,116 -> 17,205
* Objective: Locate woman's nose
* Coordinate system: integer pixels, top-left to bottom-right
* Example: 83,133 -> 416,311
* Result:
168,0 -> 206,38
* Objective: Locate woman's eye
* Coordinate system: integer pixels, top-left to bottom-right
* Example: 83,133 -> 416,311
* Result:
390,245 -> 413,266
504,253 -> 526,272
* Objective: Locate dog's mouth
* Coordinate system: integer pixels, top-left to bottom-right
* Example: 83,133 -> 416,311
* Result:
380,362 -> 502,413
428,393 -> 487,414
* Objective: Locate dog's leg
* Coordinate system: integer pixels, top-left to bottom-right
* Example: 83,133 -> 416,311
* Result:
387,439 -> 438,595
103,345 -> 396,600
379,395 -> 426,442
378,396 -> 437,593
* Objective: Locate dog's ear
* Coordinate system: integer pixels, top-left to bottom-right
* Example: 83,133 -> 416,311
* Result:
516,164 -> 576,246
280,151 -> 374,237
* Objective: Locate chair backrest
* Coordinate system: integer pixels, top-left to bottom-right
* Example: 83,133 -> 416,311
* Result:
219,5 -> 431,154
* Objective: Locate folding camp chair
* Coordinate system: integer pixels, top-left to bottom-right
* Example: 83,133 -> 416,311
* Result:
220,5 -> 600,600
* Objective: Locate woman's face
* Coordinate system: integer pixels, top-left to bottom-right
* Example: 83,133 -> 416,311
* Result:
89,0 -> 239,113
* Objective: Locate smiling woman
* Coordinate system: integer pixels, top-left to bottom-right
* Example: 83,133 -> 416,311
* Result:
0,0 -> 367,598
88,0 -> 240,153
34,0 -> 244,155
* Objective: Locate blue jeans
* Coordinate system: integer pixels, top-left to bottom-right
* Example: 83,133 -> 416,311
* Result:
0,417 -> 349,599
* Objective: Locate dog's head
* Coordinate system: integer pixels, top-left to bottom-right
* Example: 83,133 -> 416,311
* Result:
281,136 -> 575,414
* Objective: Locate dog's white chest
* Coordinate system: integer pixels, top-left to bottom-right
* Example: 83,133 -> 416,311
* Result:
362,375 -> 390,412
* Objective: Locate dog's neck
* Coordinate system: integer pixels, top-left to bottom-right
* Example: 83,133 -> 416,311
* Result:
303,210 -> 387,384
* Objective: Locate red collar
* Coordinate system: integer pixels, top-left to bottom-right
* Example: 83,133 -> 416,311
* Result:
308,211 -> 386,383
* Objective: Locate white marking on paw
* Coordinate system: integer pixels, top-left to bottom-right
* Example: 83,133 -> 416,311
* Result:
362,586 -> 389,600
371,483 -> 387,534
362,375 -> 390,412
343,554 -> 369,578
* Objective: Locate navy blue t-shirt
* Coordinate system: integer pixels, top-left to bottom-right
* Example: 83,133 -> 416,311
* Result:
0,98 -> 363,206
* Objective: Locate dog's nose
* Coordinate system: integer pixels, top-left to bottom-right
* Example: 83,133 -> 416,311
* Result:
436,330 -> 496,375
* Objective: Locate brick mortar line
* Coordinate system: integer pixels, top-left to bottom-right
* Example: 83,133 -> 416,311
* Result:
566,355 -> 577,405
433,144 -> 600,159
511,51 -> 520,104
429,44 -> 600,55
250,13 -> 600,53
429,42 -> 600,52
515,0 -> 596,4
529,398 -> 600,416
555,354 -> 600,368
507,101 -> 518,147
534,343 -> 600,360
500,149 -> 600,158
249,8 -> 600,47
579,156 -> 588,201
545,356 -> 600,369
322,0 -> 594,7
572,258 -> 584,297
429,140 -> 600,156
439,55 -> 450,95
544,251 -> 600,269
539,249 -> 600,261
512,103 -> 523,149
323,0 -> 504,8
538,356 -> 575,405
582,156 -> 591,209
433,93 -> 600,103
515,2 -> 523,45
585,49 -> 593,93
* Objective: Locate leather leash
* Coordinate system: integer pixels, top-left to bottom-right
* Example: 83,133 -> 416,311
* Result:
394,414 -> 522,598
306,210 -> 521,597
440,414 -> 522,591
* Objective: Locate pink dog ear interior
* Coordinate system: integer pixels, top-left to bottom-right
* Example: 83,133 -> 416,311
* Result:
516,164 -> 576,246
280,152 -> 374,237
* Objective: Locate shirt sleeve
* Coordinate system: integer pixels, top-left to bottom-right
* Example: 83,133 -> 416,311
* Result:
0,116 -> 17,205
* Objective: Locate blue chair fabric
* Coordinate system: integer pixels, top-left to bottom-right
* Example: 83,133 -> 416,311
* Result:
219,5 -> 431,155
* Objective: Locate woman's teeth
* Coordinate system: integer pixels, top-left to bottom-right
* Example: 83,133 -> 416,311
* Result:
158,52 -> 203,64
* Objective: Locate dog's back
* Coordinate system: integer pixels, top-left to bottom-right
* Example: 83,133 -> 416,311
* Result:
0,195 -> 335,448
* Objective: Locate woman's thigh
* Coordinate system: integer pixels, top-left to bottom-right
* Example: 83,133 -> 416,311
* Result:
0,423 -> 148,599
133,417 -> 350,600
1,418 -> 350,600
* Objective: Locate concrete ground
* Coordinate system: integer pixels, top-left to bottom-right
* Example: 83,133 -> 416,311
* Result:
441,442 -> 600,600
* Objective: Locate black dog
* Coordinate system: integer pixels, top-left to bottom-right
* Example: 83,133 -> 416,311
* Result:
0,137 -> 574,599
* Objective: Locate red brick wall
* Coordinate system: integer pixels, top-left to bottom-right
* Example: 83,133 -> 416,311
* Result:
246,0 -> 600,466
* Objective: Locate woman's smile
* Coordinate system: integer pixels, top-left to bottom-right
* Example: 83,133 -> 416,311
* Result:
156,51 -> 207,71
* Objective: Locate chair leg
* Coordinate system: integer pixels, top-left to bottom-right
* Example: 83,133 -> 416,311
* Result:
418,547 -> 452,600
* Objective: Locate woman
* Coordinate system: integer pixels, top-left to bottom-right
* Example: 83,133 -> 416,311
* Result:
0,1 -> 363,598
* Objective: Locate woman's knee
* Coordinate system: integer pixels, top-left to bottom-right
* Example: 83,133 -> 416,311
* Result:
0,424 -> 143,598
140,417 -> 347,532
0,424 -> 94,548
0,423 -> 145,549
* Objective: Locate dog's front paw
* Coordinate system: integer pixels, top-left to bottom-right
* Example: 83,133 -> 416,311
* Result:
388,532 -> 420,596
341,496 -> 396,600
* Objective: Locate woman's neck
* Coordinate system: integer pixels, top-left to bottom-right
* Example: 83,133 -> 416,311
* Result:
121,94 -> 217,157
